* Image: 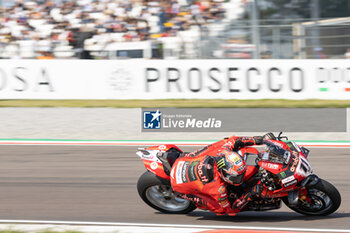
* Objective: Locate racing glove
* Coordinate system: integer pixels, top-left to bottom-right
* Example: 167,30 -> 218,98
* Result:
250,182 -> 263,197
263,132 -> 276,140
253,136 -> 263,145
233,139 -> 245,150
231,193 -> 251,211
231,183 -> 263,211
233,136 -> 263,150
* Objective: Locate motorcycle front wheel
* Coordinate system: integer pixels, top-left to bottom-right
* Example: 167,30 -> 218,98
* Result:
283,178 -> 341,216
137,171 -> 197,214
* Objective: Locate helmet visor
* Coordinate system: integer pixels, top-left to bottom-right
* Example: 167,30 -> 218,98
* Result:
222,169 -> 245,184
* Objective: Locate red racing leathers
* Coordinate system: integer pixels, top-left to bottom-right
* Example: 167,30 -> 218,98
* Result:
170,135 -> 262,215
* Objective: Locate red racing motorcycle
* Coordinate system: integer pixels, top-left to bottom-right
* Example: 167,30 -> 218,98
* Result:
136,133 -> 341,216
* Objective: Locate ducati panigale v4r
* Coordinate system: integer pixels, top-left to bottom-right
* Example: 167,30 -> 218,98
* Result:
136,133 -> 341,216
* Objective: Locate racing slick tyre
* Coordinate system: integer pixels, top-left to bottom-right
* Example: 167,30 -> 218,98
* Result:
137,171 -> 197,214
283,178 -> 341,216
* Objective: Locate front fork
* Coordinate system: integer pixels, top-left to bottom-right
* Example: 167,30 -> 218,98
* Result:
288,174 -> 320,206
292,187 -> 311,206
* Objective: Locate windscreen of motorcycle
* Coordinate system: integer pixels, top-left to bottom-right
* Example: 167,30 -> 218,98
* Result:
263,145 -> 291,164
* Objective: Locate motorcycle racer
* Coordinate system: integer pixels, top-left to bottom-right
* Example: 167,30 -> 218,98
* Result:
170,133 -> 275,215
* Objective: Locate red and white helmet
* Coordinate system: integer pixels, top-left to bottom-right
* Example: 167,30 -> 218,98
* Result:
217,150 -> 246,185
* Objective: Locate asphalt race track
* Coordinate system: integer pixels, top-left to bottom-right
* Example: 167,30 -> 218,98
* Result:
0,145 -> 349,230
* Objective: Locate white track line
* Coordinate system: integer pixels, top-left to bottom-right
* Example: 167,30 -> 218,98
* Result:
0,141 -> 350,148
0,220 -> 348,232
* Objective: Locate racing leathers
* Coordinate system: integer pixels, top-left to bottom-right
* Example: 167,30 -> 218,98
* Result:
170,135 -> 263,215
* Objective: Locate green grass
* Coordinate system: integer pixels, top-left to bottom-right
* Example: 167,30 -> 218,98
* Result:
37,231 -> 83,233
0,231 -> 25,233
0,99 -> 349,108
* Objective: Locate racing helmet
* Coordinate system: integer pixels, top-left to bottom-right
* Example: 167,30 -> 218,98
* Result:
217,150 -> 246,185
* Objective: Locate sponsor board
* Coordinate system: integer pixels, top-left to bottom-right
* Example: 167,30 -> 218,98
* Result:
0,59 -> 350,100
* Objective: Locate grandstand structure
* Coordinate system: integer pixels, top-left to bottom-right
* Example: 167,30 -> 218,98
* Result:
0,0 -> 241,59
0,0 -> 349,59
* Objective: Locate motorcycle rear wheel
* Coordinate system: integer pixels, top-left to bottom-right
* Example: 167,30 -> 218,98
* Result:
283,178 -> 341,216
137,171 -> 197,214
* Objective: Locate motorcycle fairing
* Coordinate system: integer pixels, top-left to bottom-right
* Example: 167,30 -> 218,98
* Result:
137,144 -> 183,180
259,140 -> 313,191
146,144 -> 183,153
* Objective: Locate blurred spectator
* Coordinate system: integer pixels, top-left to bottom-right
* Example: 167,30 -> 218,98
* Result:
0,0 -> 227,59
314,47 -> 327,59
36,51 -> 54,59
345,48 -> 350,59
261,50 -> 272,59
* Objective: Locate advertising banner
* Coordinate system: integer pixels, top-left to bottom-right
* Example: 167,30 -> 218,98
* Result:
0,59 -> 348,99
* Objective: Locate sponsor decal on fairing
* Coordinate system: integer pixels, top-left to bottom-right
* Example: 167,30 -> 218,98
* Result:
140,150 -> 159,161
290,156 -> 299,172
261,162 -> 280,170
218,185 -> 226,194
281,175 -> 295,184
170,166 -> 175,179
176,161 -> 185,184
284,179 -> 298,187
197,161 -> 210,183
150,162 -> 158,170
188,161 -> 199,182
279,171 -> 287,178
296,156 -> 313,177
181,162 -> 189,183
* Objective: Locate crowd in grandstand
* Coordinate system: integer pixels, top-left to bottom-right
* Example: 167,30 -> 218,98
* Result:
0,0 -> 226,58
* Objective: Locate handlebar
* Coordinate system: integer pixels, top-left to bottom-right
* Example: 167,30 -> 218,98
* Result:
277,132 -> 288,141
